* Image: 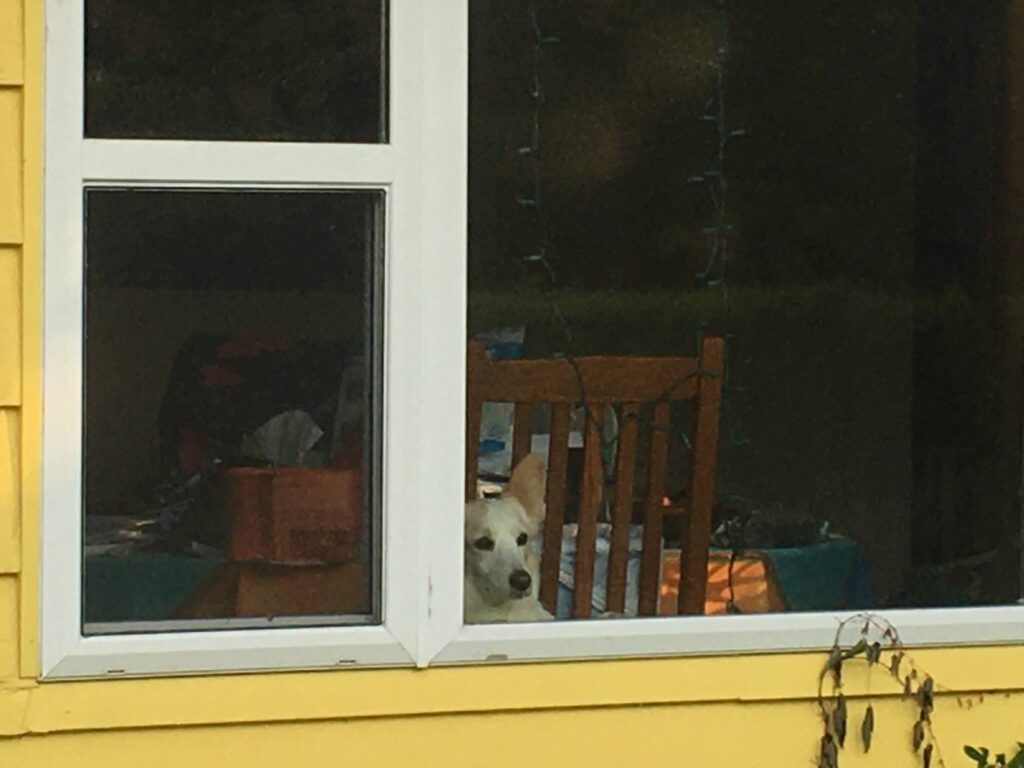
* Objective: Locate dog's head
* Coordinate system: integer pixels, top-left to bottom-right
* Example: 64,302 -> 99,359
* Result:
464,454 -> 546,606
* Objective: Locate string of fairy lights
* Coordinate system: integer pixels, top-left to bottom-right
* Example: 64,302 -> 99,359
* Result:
512,0 -> 752,613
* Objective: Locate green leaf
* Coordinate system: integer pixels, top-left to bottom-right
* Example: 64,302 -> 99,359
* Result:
965,746 -> 991,768
866,642 -> 882,665
819,734 -> 838,768
860,706 -> 874,753
890,651 -> 903,677
847,638 -> 867,657
832,694 -> 847,748
912,720 -> 925,752
921,676 -> 934,703
923,743 -> 933,768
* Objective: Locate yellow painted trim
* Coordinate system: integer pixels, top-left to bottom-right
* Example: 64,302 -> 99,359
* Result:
0,576 -> 17,679
0,409 -> 19,574
0,0 -> 23,86
0,87 -> 24,245
0,644 -> 1020,737
0,247 -> 21,406
18,0 -> 41,680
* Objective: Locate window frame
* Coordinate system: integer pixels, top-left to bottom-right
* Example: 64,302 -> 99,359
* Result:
40,0 -> 1024,680
40,0 -> 469,678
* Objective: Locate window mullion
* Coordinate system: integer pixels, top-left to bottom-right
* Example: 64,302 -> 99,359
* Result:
389,0 -> 468,666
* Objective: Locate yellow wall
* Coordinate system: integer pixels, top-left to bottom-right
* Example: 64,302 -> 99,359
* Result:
0,2 -> 1022,766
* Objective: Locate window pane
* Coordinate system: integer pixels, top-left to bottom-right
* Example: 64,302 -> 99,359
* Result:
85,0 -> 387,142
467,1 -> 1022,622
83,189 -> 382,632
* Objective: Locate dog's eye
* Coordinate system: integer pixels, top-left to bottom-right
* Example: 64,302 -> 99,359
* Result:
516,533 -> 528,546
473,536 -> 495,551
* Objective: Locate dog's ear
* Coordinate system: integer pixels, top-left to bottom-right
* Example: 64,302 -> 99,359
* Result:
506,453 -> 546,523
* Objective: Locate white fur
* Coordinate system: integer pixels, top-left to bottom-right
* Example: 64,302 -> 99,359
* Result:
464,454 -> 554,623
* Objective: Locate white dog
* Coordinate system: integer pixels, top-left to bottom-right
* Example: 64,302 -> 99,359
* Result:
464,454 -> 555,622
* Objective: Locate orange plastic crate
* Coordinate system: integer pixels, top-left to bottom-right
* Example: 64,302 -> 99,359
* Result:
224,467 -> 363,565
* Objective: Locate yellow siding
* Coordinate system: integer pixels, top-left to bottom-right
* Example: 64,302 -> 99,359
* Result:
0,577 -> 16,680
1,696 -> 1023,768
0,248 -> 19,406
15,0 -> 39,683
0,645 -> 1021,737
0,88 -> 21,245
0,0 -> 23,86
0,1 -> 1021,766
0,409 -> 18,574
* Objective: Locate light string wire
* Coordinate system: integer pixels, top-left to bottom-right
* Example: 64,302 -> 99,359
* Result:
518,0 -> 718,456
512,3 -> 756,609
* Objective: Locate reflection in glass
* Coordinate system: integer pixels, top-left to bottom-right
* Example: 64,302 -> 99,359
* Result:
467,1 -> 1022,621
83,189 -> 382,633
85,0 -> 387,142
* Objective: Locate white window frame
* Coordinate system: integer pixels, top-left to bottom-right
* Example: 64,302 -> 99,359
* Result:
41,0 -> 1024,680
40,0 -> 468,678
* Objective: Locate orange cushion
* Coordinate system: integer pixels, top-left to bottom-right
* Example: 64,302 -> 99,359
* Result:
659,550 -> 788,615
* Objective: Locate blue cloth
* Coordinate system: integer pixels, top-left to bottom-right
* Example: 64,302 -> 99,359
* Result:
758,537 -> 874,611
84,554 -> 220,623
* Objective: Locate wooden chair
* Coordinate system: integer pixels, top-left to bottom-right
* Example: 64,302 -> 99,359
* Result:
466,336 -> 724,617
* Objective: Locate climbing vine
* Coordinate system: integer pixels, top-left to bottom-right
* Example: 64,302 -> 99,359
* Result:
818,613 -> 1022,768
818,614 -> 941,767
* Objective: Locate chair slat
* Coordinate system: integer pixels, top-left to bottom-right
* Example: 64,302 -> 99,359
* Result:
539,403 -> 571,613
572,407 -> 604,618
606,404 -> 639,614
638,402 -> 670,616
465,366 -> 486,500
679,336 -> 725,615
466,337 -> 725,622
512,403 -> 534,469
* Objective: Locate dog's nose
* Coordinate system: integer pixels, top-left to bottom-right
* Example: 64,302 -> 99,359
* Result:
509,569 -> 532,594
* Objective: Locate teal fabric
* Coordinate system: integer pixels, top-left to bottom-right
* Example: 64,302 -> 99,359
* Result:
749,537 -> 871,611
84,555 -> 220,623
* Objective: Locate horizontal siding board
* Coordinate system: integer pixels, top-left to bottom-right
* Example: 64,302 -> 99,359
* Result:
0,0 -> 23,85
0,247 -> 19,405
0,409 -> 18,573
8,698 -> 1024,768
0,88 -> 22,245
0,646 -> 1023,737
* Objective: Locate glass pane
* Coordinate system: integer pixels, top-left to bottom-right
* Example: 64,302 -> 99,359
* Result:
85,0 -> 387,142
467,1 -> 1023,623
83,188 -> 383,632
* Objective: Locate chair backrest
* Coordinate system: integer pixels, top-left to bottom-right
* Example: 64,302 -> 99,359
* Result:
466,336 -> 724,617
